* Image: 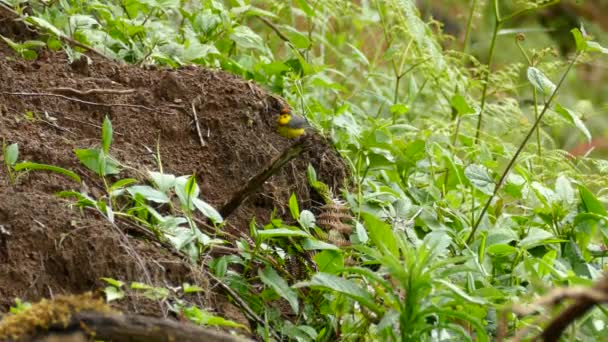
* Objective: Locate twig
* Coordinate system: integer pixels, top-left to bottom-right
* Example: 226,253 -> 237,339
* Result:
191,97 -> 206,147
48,87 -> 136,96
256,16 -> 291,43
220,136 -> 311,219
0,91 -> 157,112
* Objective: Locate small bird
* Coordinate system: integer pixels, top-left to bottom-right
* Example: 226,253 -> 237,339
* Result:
276,106 -> 309,138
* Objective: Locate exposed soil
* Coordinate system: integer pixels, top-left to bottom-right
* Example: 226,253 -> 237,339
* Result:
0,9 -> 347,335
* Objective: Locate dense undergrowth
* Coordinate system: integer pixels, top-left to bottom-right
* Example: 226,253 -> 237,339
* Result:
2,0 -> 608,340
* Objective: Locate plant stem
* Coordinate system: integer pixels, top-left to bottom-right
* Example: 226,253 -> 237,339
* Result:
474,16 -> 500,143
466,53 -> 580,244
462,0 -> 478,53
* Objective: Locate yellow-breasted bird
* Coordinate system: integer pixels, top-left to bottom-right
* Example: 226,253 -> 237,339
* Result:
277,106 -> 309,138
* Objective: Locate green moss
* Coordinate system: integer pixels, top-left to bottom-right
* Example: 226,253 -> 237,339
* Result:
0,293 -> 116,340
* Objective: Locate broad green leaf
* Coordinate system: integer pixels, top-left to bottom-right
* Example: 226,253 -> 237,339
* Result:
103,286 -> 124,302
450,94 -> 475,116
555,175 -> 575,205
230,26 -> 265,52
256,228 -> 311,239
294,0 -> 314,17
437,279 -> 487,305
259,267 -> 299,313
361,212 -> 398,257
110,178 -> 138,191
555,104 -> 591,142
148,171 -> 176,193
464,164 -> 495,195
127,185 -> 170,203
193,198 -> 223,224
520,228 -> 555,249
299,210 -> 315,229
182,306 -> 248,330
74,148 -> 120,175
294,273 -> 382,314
587,41 -> 608,54
527,67 -> 555,96
486,244 -> 518,256
579,184 -> 607,215
355,221 -> 369,244
4,143 -> 18,166
313,250 -> 344,273
303,238 -> 338,250
14,162 -> 81,183
175,175 -> 199,209
25,17 -> 63,37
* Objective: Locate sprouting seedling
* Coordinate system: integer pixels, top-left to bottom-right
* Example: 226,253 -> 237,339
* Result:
75,116 -> 121,178
2,140 -> 80,185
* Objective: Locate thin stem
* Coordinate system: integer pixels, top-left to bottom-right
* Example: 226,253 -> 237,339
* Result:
462,0 -> 478,53
533,88 -> 541,157
515,39 -> 540,157
466,53 -> 580,244
474,16 -> 501,143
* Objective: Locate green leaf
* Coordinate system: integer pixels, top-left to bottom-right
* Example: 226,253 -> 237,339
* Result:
586,41 -> 608,54
464,164 -> 495,195
294,0 -> 315,17
21,50 -> 37,60
256,228 -> 311,239
126,185 -> 170,203
294,273 -> 382,315
14,162 -> 81,183
486,244 -> 518,256
389,103 -> 409,115
437,279 -> 487,305
555,175 -> 575,205
4,143 -> 18,166
183,283 -> 205,293
148,171 -> 176,193
361,212 -> 398,257
230,26 -> 265,52
193,198 -> 223,224
101,116 -> 113,154
579,184 -> 607,216
74,148 -> 120,175
175,175 -> 199,209
354,221 -> 369,244
259,267 -> 299,313
571,28 -> 586,52
303,238 -> 339,251
103,286 -> 124,302
450,94 -> 475,116
182,306 -> 248,330
25,17 -> 63,37
313,250 -> 344,273
555,104 -> 591,142
299,210 -> 315,229
527,67 -> 556,96
289,192 -> 300,220
520,228 -> 555,249
101,277 -> 124,288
